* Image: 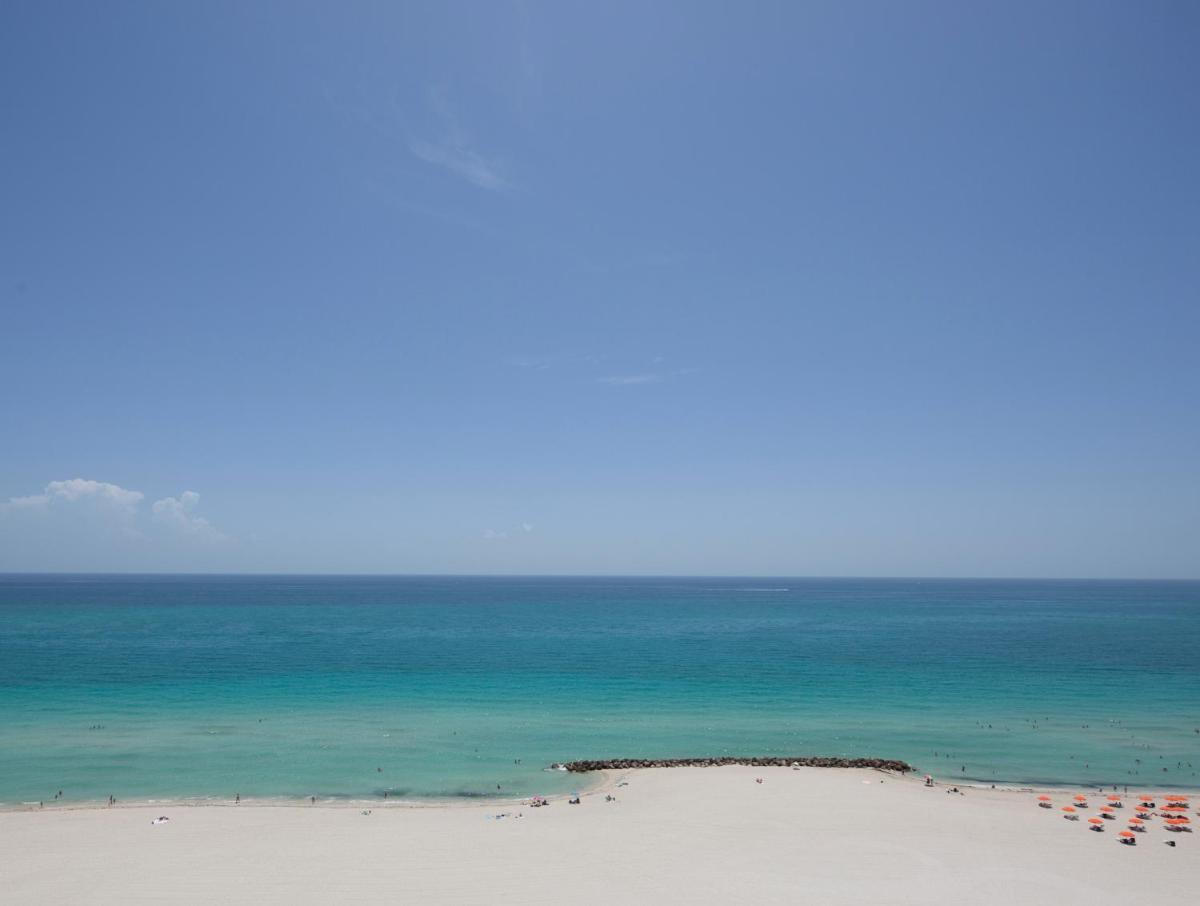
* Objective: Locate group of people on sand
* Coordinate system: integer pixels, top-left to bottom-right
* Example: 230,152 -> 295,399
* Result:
923,775 -> 963,795
523,791 -> 617,807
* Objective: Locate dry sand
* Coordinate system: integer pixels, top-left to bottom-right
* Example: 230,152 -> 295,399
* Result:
1,766 -> 1194,904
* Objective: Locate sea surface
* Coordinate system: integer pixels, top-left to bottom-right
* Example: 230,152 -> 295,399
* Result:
1,575 -> 1198,805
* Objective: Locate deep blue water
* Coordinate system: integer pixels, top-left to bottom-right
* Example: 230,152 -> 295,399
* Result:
1,575 -> 1197,804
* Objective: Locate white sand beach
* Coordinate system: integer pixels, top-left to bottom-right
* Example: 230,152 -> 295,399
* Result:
1,766 -> 1194,904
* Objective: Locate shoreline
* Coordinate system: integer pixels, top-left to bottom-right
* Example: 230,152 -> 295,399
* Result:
0,769 -> 620,813
4,763 -> 1195,813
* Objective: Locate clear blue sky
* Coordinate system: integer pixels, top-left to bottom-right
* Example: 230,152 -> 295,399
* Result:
1,1 -> 1197,576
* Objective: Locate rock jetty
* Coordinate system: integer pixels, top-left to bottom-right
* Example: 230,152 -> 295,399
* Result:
555,756 -> 912,773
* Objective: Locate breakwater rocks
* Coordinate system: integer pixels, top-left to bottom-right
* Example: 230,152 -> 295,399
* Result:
554,756 -> 913,773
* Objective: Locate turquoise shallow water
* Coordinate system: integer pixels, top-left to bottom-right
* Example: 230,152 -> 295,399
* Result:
1,575 -> 1198,804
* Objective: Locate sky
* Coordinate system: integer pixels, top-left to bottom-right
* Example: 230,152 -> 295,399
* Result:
1,1 -> 1197,577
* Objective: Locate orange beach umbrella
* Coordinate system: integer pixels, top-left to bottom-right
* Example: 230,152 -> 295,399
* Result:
1164,795 -> 1188,801
1037,795 -> 1052,801
1088,817 -> 1105,824
1128,817 -> 1145,825
1107,795 -> 1121,801
1100,806 -> 1115,812
1062,806 -> 1077,812
1074,795 -> 1088,802
1118,830 -> 1135,837
1138,795 -> 1155,801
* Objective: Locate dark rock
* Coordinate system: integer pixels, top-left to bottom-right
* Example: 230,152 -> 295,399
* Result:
556,756 -> 913,773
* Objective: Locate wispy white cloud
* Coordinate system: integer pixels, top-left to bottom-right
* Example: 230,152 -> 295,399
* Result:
509,352 -> 602,371
514,355 -> 692,387
4,478 -> 145,512
5,493 -> 54,510
2,478 -> 226,554
482,521 -> 535,541
409,139 -> 508,191
409,87 -> 509,191
597,365 -> 699,386
152,491 -> 225,541
510,355 -> 553,371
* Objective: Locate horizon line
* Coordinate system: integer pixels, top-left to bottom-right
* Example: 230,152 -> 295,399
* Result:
1,572 -> 1198,583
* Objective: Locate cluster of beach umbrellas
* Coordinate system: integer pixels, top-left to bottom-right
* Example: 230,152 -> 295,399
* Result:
1041,792 -> 1192,843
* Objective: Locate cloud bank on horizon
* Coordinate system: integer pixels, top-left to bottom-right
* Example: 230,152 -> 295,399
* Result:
1,479 -> 226,571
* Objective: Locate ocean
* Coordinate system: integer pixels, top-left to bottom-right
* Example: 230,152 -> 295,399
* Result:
1,575 -> 1197,805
